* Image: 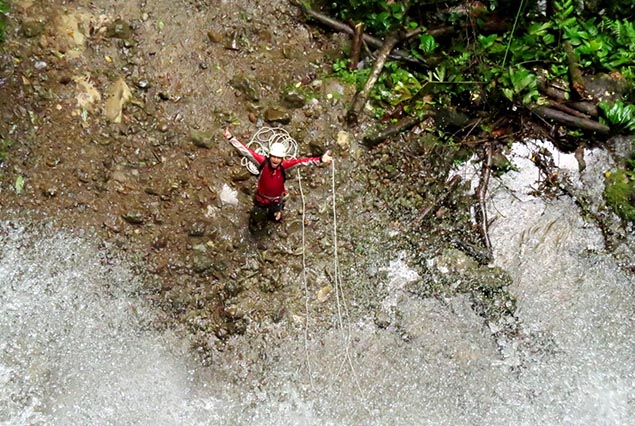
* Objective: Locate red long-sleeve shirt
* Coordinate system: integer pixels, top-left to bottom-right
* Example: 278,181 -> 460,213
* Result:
228,136 -> 322,205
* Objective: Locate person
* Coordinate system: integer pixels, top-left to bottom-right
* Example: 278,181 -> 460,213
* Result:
224,128 -> 332,227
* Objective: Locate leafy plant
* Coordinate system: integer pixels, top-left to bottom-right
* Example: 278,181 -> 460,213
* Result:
0,0 -> 7,43
329,0 -> 408,35
598,101 -> 635,134
501,66 -> 540,105
332,58 -> 370,90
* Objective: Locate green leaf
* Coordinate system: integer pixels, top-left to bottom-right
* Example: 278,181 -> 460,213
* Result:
15,176 -> 24,194
418,34 -> 438,54
478,34 -> 497,50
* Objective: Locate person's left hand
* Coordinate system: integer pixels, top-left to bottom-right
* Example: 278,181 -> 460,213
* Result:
321,150 -> 333,164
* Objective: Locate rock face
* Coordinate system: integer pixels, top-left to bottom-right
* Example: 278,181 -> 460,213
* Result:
0,0 -> 522,358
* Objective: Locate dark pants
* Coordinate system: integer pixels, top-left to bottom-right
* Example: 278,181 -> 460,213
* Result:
249,199 -> 285,230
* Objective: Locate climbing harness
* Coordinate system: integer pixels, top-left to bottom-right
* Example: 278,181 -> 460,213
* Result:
243,126 -> 299,175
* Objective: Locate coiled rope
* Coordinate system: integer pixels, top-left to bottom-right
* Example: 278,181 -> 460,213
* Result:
243,126 -> 299,174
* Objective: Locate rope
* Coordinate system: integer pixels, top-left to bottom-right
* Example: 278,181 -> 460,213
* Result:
297,157 -> 366,404
297,167 -> 315,390
243,126 -> 299,174
329,160 -> 365,398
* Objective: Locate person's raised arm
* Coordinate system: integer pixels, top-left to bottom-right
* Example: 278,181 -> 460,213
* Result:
224,128 -> 264,166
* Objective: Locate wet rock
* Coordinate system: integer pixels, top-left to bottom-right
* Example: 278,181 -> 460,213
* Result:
229,74 -> 260,101
192,254 -> 214,273
264,106 -> 291,125
317,285 -> 332,302
323,80 -> 345,99
207,31 -> 223,43
230,168 -> 252,182
41,186 -> 57,197
190,129 -> 215,149
374,311 -> 391,329
22,21 -> 45,38
106,19 -> 134,40
104,78 -> 132,123
223,281 -> 243,298
157,120 -> 169,132
187,221 -> 208,237
434,106 -> 472,131
491,151 -> 512,175
122,211 -> 145,224
282,90 -> 306,109
584,72 -> 630,103
336,130 -> 351,152
46,158 -> 62,167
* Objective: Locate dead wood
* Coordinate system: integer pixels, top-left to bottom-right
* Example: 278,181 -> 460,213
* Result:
547,100 -> 591,119
564,41 -> 587,100
294,3 -> 421,65
350,22 -> 364,70
537,73 -> 598,117
347,30 -> 402,124
532,106 -> 610,134
362,114 -> 430,147
568,101 -> 598,117
476,142 -> 493,253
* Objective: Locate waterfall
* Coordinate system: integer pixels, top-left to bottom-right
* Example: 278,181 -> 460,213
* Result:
1,140 -> 633,425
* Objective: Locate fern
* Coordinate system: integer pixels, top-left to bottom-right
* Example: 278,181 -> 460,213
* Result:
609,19 -> 635,46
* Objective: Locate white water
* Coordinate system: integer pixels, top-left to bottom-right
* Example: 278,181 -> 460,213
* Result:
1,141 -> 633,425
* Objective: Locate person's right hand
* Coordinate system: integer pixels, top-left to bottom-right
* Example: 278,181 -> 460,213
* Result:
224,128 -> 233,140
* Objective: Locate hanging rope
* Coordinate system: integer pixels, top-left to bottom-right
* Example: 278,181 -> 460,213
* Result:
243,126 -> 299,174
329,160 -> 364,398
296,156 -> 366,403
297,167 -> 315,390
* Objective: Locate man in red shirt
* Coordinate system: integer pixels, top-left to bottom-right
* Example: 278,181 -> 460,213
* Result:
224,128 -> 332,227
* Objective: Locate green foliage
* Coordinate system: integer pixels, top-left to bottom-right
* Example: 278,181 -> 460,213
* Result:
332,58 -> 370,90
329,0 -> 408,35
599,101 -> 635,134
0,138 -> 13,164
372,62 -> 422,106
0,0 -> 7,43
501,66 -> 540,105
327,0 -> 635,137
604,169 -> 635,222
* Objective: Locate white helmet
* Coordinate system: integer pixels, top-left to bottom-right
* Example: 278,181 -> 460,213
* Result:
269,142 -> 287,158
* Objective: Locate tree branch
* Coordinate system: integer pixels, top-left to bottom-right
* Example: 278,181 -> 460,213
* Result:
347,30 -> 402,124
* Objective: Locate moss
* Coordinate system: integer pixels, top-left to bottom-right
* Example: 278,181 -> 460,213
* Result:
0,138 -> 14,164
604,169 -> 635,222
